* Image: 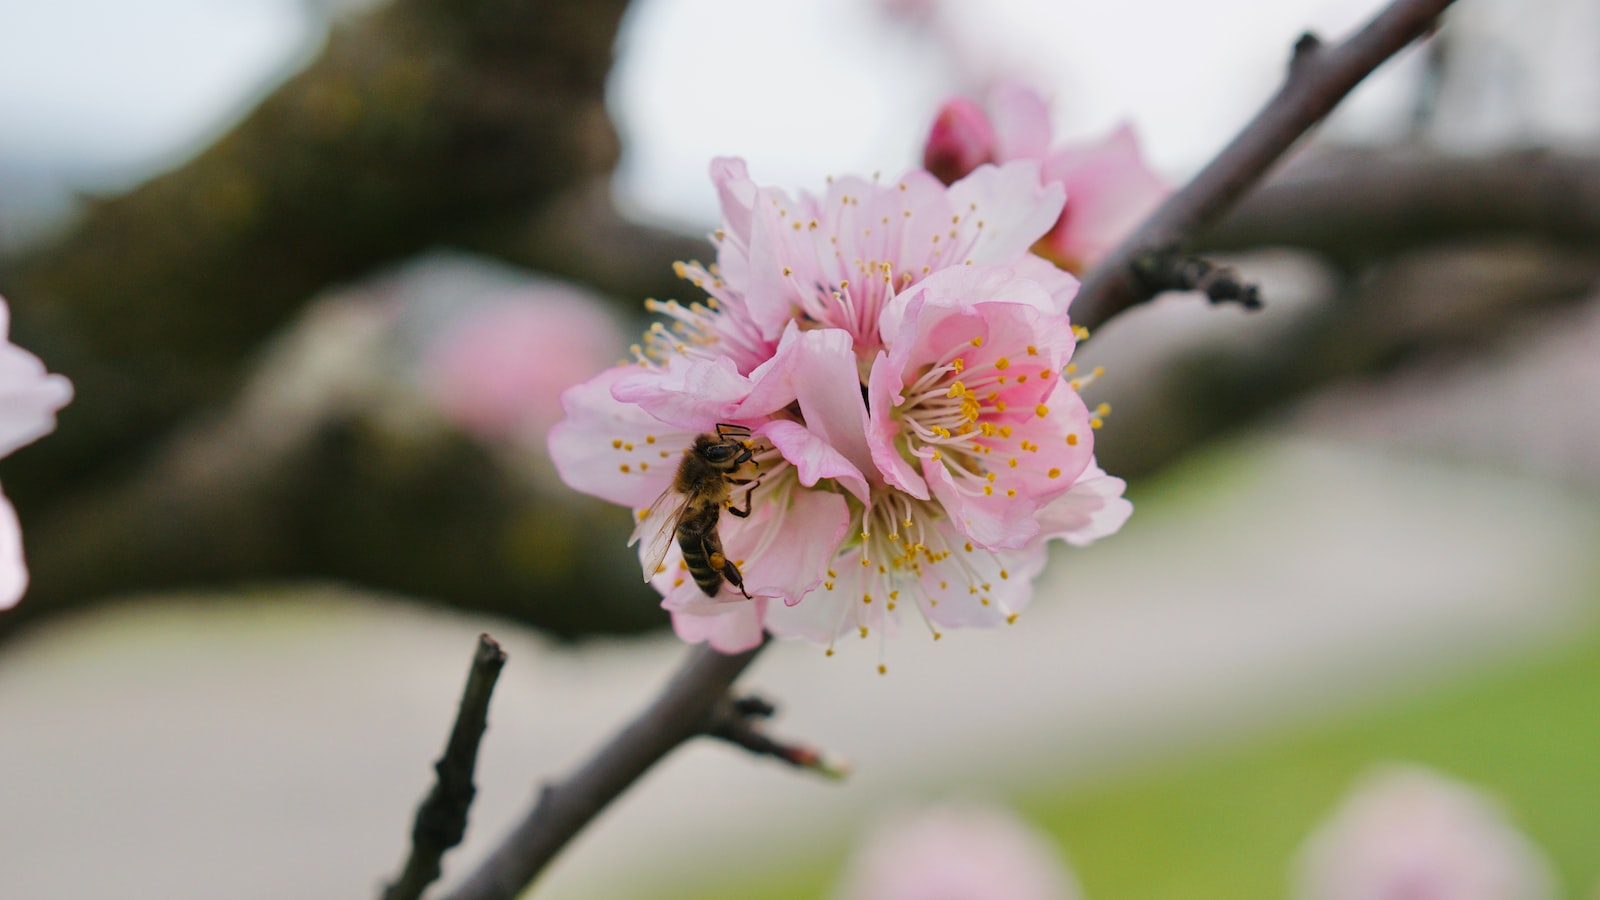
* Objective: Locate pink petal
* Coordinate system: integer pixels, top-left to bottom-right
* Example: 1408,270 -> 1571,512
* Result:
731,484 -> 851,603
0,316 -> 73,458
986,81 -> 1053,162
668,594 -> 768,653
911,518 -> 1049,628
760,420 -> 869,502
611,355 -> 752,431
1040,123 -> 1169,270
865,349 -> 929,500
746,327 -> 878,489
0,490 -> 26,610
946,161 -> 1065,267
547,366 -> 690,508
1034,465 -> 1132,547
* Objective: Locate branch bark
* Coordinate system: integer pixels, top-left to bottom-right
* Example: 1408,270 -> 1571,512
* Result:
384,634 -> 509,900
1074,0 -> 1459,330
438,640 -> 766,900
1201,145 -> 1600,261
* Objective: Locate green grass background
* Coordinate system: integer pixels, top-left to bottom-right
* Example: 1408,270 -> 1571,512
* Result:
643,624 -> 1600,899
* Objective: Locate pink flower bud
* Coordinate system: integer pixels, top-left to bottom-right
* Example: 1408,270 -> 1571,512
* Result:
924,96 -> 999,185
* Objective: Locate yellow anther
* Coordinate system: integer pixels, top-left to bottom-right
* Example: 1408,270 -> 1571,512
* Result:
863,593 -> 872,605
1048,467 -> 1061,478
1036,404 -> 1050,418
970,336 -> 983,347
946,381 -> 966,399
878,664 -> 887,675
619,464 -> 631,473
985,472 -> 996,482
1066,433 -> 1079,446
951,357 -> 964,372
611,439 -> 623,449
995,400 -> 1008,412
1008,458 -> 1018,469
1026,345 -> 1038,356
1096,402 -> 1112,416
1007,613 -> 1019,624
1090,418 -> 1104,429
995,357 -> 1010,370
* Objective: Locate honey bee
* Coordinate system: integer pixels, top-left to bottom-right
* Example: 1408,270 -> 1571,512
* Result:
633,424 -> 760,598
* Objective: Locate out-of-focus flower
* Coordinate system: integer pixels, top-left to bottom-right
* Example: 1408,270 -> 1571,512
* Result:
549,157 -> 1129,658
420,288 -> 626,445
923,82 -> 1169,274
1295,765 -> 1556,900
830,803 -> 1082,900
0,296 -> 73,609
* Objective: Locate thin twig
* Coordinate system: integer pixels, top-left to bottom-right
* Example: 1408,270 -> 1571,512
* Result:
1073,0 -> 1460,331
705,694 -> 851,779
437,639 -> 767,900
382,634 -> 509,900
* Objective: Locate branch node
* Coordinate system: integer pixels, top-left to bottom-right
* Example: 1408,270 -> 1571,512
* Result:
1130,246 -> 1264,312
1291,31 -> 1326,70
705,693 -> 851,780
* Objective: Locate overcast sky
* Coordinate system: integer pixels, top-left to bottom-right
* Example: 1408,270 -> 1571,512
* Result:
0,0 -> 1590,228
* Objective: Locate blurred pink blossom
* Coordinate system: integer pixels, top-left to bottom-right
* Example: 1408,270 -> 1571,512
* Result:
0,296 -> 73,609
923,82 -> 1169,274
421,289 -> 625,446
1295,765 -> 1556,900
831,804 -> 1082,900
548,158 -> 1129,657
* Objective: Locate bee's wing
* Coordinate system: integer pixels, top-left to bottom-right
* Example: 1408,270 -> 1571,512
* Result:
630,486 -> 691,583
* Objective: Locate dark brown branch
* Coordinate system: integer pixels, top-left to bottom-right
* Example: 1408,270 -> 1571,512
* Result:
705,694 -> 850,779
383,634 -> 509,900
1201,145 -> 1600,262
1130,247 -> 1263,311
438,640 -> 767,900
1074,0 -> 1459,330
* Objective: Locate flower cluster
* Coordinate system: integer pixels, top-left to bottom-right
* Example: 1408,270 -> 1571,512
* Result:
924,82 -> 1169,274
0,296 -> 73,609
549,155 -> 1129,658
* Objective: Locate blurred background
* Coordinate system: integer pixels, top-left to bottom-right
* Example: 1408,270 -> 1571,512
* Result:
1,0 -> 1598,897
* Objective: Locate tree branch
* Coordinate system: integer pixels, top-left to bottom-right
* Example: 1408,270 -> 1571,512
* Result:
1200,145 -> 1600,261
1074,0 -> 1459,330
437,639 -> 767,900
704,694 -> 850,779
383,634 -> 509,900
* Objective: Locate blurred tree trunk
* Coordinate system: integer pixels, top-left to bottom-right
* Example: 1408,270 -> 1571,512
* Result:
1,0 -> 633,508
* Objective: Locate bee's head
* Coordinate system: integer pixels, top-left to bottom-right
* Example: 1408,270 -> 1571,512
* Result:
695,432 -> 755,470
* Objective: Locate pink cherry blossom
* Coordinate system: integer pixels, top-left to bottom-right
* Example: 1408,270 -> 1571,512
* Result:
1294,766 -> 1556,900
0,296 -> 74,610
420,287 -> 625,445
830,804 -> 1082,900
547,157 -> 1129,657
923,82 -> 1169,274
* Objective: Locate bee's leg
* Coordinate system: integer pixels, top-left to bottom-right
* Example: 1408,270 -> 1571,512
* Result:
725,479 -> 759,518
705,533 -> 752,599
